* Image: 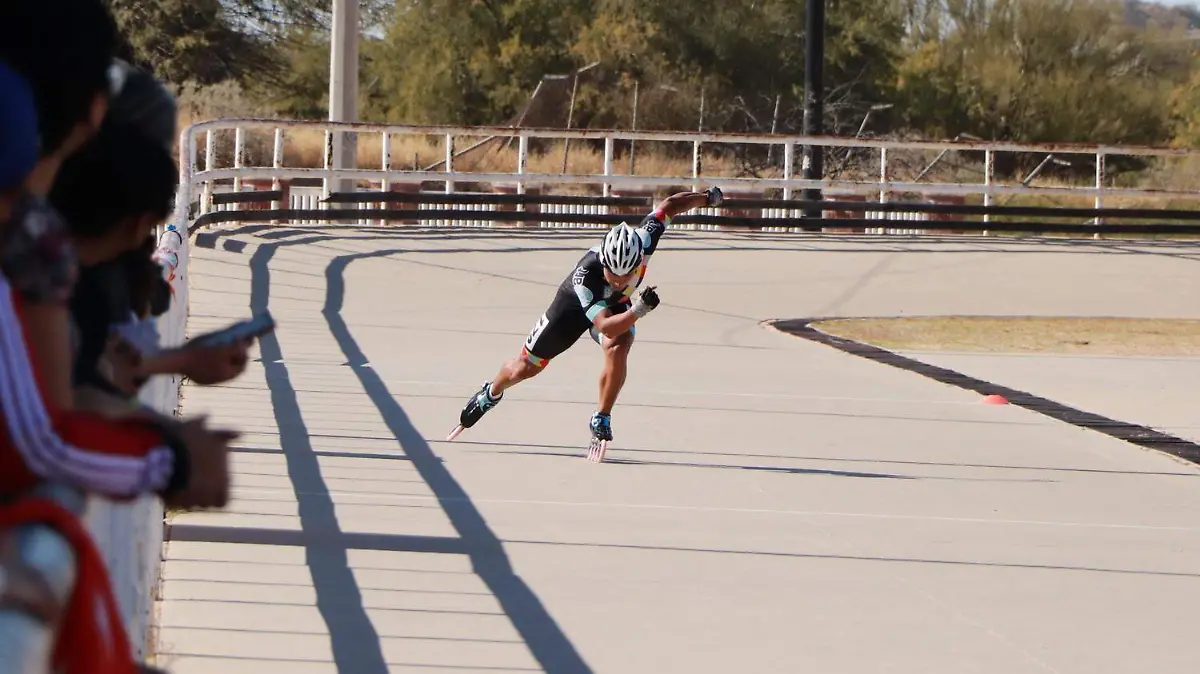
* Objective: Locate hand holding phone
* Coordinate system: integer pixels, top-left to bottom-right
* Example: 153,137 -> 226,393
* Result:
189,312 -> 275,349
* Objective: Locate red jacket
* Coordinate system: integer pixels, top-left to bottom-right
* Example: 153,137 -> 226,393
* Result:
0,272 -> 178,499
0,496 -> 137,674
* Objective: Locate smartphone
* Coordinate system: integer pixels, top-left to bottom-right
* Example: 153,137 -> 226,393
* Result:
190,312 -> 275,348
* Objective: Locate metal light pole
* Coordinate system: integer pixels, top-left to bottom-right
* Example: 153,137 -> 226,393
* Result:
801,0 -> 825,221
328,0 -> 360,197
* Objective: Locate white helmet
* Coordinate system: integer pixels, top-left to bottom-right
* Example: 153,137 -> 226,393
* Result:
599,223 -> 643,275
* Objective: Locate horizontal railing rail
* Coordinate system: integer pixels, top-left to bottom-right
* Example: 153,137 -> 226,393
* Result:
186,166 -> 1200,201
181,117 -> 1198,156
171,118 -> 1200,238
187,207 -> 1200,236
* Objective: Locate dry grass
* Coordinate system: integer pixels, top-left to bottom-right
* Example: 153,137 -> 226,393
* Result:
812,316 -> 1200,356
276,127 -> 744,177
173,85 -> 1200,207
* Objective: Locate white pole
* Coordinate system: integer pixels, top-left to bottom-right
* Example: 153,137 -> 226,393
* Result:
783,142 -> 794,203
202,130 -> 215,214
445,133 -> 455,194
233,127 -> 244,194
983,149 -> 994,234
1094,152 -> 1105,237
329,0 -> 360,197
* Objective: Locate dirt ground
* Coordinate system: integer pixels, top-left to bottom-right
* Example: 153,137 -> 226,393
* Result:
810,316 -> 1200,356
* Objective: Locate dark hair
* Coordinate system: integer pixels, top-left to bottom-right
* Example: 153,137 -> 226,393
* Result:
114,236 -> 171,318
0,0 -> 119,156
49,121 -> 178,241
106,62 -> 178,152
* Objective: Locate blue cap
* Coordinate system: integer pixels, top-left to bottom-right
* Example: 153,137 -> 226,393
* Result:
0,59 -> 39,190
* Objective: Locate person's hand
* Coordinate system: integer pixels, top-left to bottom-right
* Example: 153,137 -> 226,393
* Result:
102,334 -> 144,395
631,285 -> 660,318
178,338 -> 252,385
705,186 -> 724,207
162,416 -> 238,510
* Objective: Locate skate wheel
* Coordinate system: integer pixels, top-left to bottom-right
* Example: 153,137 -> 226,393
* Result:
586,438 -> 608,463
446,425 -> 465,442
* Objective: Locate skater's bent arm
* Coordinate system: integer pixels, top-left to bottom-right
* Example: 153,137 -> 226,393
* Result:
592,307 -> 638,339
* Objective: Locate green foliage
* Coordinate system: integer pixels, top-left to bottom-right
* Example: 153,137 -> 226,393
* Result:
895,0 -> 1196,146
111,0 -> 1200,151
106,0 -> 279,85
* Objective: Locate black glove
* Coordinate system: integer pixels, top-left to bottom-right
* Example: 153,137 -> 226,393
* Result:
705,186 -> 724,207
632,285 -> 660,318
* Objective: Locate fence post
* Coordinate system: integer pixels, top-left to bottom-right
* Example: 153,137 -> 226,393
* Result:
233,127 -> 244,195
380,132 -> 392,226
322,130 -> 333,203
1094,152 -> 1106,238
517,134 -> 529,196
381,132 -> 392,194
271,129 -> 284,221
603,137 -> 614,207
983,149 -> 995,234
202,131 -> 215,215
445,133 -> 455,195
692,141 -> 702,194
879,147 -> 889,207
783,142 -> 795,217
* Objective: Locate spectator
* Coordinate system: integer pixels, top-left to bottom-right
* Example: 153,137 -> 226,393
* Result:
0,0 -> 238,509
50,108 -> 253,418
0,50 -> 174,674
0,0 -> 124,408
0,6 -> 238,674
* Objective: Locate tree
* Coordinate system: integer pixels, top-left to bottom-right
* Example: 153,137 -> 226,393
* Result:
895,0 -> 1194,149
106,0 -> 278,86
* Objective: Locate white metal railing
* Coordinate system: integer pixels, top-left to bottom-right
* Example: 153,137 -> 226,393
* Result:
84,223 -> 187,661
173,118 -> 1200,235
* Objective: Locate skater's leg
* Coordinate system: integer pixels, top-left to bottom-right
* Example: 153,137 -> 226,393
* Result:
454,352 -> 543,434
489,353 -> 544,397
491,309 -> 583,397
597,329 -> 634,415
454,309 -> 584,438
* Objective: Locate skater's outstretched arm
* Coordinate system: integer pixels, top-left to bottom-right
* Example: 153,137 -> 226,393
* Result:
653,187 -> 724,221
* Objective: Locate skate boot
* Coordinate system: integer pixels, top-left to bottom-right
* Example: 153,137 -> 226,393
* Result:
586,411 -> 612,463
446,382 -> 502,441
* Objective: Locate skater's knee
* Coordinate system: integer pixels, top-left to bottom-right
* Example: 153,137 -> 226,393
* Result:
520,360 -> 545,378
510,354 -> 545,379
604,331 -> 634,357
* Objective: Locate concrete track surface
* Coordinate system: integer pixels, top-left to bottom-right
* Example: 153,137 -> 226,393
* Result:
155,225 -> 1200,674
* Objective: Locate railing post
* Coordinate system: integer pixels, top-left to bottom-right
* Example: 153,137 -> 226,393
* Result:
983,149 -> 995,234
271,129 -> 284,219
322,130 -> 333,202
233,127 -> 245,194
1094,152 -> 1106,238
879,147 -> 889,206
380,132 -> 391,226
174,126 -> 197,235
444,133 -> 455,195
603,137 -> 614,209
517,134 -> 529,196
692,140 -> 702,194
783,142 -> 795,217
188,132 -> 198,223
202,130 -> 215,215
381,132 -> 392,194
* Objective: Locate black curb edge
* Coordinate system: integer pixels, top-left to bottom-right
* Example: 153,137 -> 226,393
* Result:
765,318 -> 1200,466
